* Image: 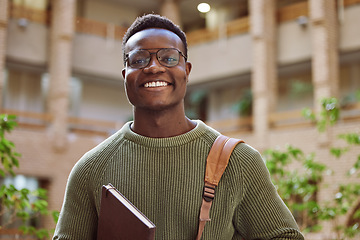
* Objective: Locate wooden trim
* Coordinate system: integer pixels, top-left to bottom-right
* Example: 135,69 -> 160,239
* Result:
206,117 -> 253,133
226,17 -> 250,37
269,109 -> 314,129
75,17 -> 127,40
0,20 -> 8,29
269,109 -> 305,123
68,116 -> 118,129
2,109 -> 52,122
277,1 -> 308,23
344,0 -> 360,6
2,109 -> 121,136
341,102 -> 360,122
3,106 -> 360,136
10,5 -> 49,24
0,228 -> 36,239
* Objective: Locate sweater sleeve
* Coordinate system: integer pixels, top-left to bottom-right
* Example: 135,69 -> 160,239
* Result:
233,146 -> 304,240
53,154 -> 98,240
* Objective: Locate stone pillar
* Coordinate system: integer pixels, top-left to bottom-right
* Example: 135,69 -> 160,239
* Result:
160,0 -> 181,27
309,1 -> 339,234
0,0 -> 9,111
310,0 -> 339,147
48,0 -> 76,151
310,0 -> 339,114
249,0 -> 277,149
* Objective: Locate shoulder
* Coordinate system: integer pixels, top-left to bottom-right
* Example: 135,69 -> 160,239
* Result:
226,140 -> 268,175
68,123 -> 130,182
196,121 -> 264,166
232,142 -> 262,162
228,141 -> 272,185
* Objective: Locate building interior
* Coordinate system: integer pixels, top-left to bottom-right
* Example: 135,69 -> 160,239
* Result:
0,0 -> 360,238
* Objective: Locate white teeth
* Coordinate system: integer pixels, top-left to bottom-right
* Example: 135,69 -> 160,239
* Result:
144,81 -> 168,88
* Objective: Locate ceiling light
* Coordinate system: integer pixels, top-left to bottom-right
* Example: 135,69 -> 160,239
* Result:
197,3 -> 211,13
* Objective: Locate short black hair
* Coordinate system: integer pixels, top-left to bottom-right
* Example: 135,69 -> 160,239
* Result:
122,14 -> 188,64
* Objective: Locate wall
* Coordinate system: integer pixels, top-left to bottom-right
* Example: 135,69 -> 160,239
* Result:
6,21 -> 48,66
79,80 -> 132,122
339,4 -> 360,52
84,0 -> 139,26
72,34 -> 123,80
188,33 -> 252,85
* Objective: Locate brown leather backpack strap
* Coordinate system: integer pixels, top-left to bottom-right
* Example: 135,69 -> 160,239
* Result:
196,135 -> 244,240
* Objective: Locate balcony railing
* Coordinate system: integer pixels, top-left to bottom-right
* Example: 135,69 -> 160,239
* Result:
206,103 -> 360,135
2,109 -> 122,137
206,116 -> 253,135
2,102 -> 360,137
75,17 -> 127,40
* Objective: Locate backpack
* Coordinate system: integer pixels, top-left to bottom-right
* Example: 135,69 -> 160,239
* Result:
196,135 -> 244,240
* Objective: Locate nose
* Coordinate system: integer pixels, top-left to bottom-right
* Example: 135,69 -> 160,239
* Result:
143,55 -> 166,74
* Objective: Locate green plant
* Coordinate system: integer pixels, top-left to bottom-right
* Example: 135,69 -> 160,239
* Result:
266,97 -> 360,239
0,114 -> 20,177
290,80 -> 313,99
302,97 -> 340,132
232,89 -> 252,117
0,114 -> 59,239
264,145 -> 326,232
185,89 -> 208,120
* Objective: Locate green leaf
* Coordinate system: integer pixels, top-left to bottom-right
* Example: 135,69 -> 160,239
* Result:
330,147 -> 346,158
339,133 -> 360,145
302,108 -> 316,121
52,210 -> 60,223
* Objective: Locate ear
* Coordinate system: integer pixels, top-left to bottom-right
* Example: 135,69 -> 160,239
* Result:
185,61 -> 192,81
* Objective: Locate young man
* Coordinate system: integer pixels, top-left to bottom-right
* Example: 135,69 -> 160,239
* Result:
53,14 -> 304,239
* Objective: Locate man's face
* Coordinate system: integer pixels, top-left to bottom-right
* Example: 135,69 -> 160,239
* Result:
122,28 -> 192,112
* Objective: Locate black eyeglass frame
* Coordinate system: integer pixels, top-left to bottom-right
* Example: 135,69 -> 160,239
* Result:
124,48 -> 188,69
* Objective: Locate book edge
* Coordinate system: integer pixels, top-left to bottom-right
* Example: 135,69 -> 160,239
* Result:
103,184 -> 156,229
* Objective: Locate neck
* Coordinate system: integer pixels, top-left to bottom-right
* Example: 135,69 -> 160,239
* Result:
131,107 -> 196,138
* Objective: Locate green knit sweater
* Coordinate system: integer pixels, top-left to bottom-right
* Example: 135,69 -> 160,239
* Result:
53,120 -> 304,240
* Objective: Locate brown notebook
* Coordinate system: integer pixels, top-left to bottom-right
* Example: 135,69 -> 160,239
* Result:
97,183 -> 156,240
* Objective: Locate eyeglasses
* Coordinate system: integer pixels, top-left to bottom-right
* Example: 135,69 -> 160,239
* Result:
125,48 -> 187,69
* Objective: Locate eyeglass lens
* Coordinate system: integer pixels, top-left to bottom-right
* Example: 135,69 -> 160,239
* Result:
127,48 -> 181,69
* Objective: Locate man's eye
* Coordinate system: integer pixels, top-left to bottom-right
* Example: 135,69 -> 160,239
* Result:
131,58 -> 146,65
164,58 -> 177,63
160,56 -> 178,65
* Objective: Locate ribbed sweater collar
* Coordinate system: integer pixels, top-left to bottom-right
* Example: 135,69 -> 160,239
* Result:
121,120 -> 207,148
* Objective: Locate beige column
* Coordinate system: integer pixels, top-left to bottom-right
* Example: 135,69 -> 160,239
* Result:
310,0 -> 339,147
0,0 -> 9,111
160,0 -> 181,27
249,0 -> 277,149
309,1 -> 339,234
48,0 -> 76,151
310,0 -> 339,113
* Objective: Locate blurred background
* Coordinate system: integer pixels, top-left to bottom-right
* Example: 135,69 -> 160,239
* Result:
0,0 -> 359,239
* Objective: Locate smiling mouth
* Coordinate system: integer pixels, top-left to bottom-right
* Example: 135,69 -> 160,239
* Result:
143,81 -> 170,88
